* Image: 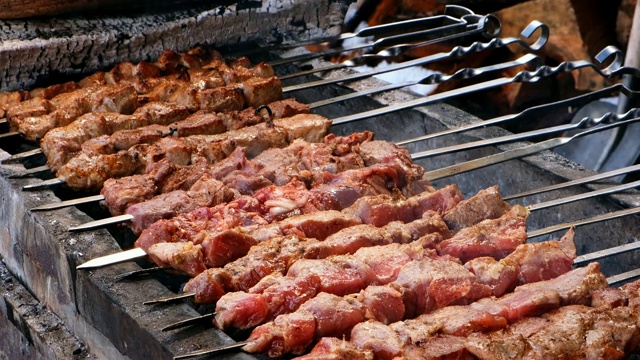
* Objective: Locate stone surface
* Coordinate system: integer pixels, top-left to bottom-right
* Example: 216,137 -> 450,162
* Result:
0,257 -> 91,360
0,0 -> 350,90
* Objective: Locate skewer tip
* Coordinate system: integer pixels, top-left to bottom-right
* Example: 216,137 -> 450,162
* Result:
161,312 -> 215,332
173,341 -> 249,360
76,248 -> 147,269
22,178 -> 65,191
68,214 -> 134,232
143,292 -> 196,305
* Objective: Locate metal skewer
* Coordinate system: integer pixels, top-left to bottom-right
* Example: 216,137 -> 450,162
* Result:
173,341 -> 249,360
397,83 -> 640,146
282,19 -> 547,94
423,116 -> 640,181
1,148 -> 43,163
0,131 -> 19,140
306,51 -> 543,110
6,165 -> 51,178
161,313 -> 215,332
503,163 -> 640,201
607,269 -> 640,285
22,178 -> 64,191
279,13 -> 501,80
415,109 -> 640,158
266,6 -> 486,67
76,181 -> 640,270
222,5 -> 475,59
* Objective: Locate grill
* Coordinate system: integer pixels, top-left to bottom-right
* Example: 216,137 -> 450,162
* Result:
1,2 -> 640,359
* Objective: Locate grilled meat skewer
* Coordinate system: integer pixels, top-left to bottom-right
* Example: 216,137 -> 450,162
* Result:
177,193 -> 521,304
98,130 -> 368,218
41,97 -> 301,173
148,185 -> 510,305
58,113 -> 331,192
8,56 -> 277,142
243,260 -> 605,358
96,133 -> 376,234
134,161 -> 431,264
213,228 -> 573,332
0,46 -> 214,120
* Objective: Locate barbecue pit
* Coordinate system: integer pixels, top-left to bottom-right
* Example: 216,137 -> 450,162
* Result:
1,3 -> 640,359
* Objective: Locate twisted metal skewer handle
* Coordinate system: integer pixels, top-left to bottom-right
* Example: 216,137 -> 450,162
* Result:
332,45 -> 625,126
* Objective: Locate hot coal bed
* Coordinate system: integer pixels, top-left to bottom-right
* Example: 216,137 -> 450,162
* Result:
1,2 -> 640,360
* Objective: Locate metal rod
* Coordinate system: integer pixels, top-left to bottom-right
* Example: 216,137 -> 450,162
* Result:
607,268 -> 640,285
413,109 -> 640,159
114,266 -> 166,281
527,179 -> 640,212
0,131 -> 18,140
306,52 -> 543,110
161,312 -> 215,332
173,341 -> 249,360
31,194 -> 105,211
575,238 -> 640,265
282,20 -> 550,95
527,206 -> 640,239
76,247 -> 146,269
278,14 -> 500,80
504,164 -> 640,201
7,165 -> 51,178
68,214 -> 134,232
1,148 -> 42,163
267,8 -> 486,67
22,178 -> 65,191
422,116 -> 640,181
143,292 -> 196,305
396,83 -> 640,146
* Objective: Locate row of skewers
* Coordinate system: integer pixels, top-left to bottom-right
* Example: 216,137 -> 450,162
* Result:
1,11 -> 640,359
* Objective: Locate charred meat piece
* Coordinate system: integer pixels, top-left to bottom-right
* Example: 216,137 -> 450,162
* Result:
438,205 -> 529,263
41,102 -> 191,172
58,113 -> 332,191
443,185 -> 511,232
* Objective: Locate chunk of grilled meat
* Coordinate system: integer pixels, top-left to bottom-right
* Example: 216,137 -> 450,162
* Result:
184,208 -> 451,304
43,98 -> 303,173
41,102 -> 191,172
14,84 -> 140,141
438,205 -> 530,263
99,130 -> 371,216
214,239 -> 441,330
57,113 -> 332,191
10,55 -> 277,141
465,304 -> 640,359
0,47 -> 213,118
297,263 -> 608,360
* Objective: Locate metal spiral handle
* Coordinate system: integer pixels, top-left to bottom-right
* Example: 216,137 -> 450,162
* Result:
332,45 -> 627,126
